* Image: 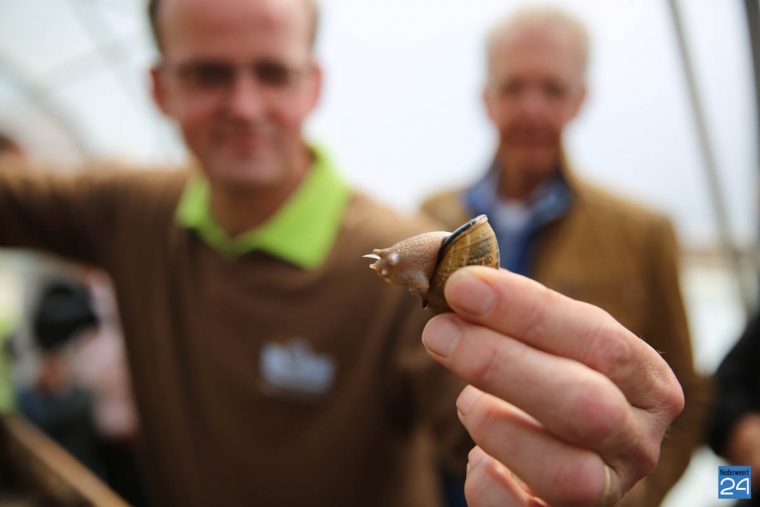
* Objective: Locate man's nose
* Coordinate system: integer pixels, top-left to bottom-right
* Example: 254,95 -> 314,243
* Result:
519,88 -> 551,119
224,70 -> 267,120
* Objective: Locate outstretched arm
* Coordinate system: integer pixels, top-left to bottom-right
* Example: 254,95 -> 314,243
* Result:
0,168 -> 99,262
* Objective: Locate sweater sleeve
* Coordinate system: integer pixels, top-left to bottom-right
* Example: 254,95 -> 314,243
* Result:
0,167 -> 121,269
624,217 -> 712,507
708,313 -> 760,456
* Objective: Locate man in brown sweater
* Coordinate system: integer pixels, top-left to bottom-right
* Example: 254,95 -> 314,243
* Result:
0,0 -> 686,506
422,7 -> 709,507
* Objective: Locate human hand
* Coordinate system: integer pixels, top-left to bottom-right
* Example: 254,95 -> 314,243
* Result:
421,267 -> 684,506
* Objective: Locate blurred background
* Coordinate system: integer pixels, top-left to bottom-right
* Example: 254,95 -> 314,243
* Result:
0,0 -> 757,505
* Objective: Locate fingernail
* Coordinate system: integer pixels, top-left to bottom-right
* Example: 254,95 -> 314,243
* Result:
456,385 -> 482,416
447,269 -> 495,315
422,316 -> 461,358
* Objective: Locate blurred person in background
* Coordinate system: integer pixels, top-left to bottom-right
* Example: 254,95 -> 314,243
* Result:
0,0 -> 686,506
421,6 -> 710,506
19,276 -> 103,475
20,271 -> 145,505
709,312 -> 760,506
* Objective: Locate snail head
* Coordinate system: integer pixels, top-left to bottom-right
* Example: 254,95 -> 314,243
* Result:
363,231 -> 449,295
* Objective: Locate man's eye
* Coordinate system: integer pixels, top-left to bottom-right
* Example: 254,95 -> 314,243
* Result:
182,63 -> 234,88
544,82 -> 566,98
254,62 -> 292,87
500,81 -> 523,96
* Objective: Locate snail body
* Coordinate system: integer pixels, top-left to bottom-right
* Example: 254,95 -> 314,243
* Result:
365,215 -> 500,313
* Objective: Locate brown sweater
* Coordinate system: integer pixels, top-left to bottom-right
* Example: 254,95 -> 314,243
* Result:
0,167 -> 468,506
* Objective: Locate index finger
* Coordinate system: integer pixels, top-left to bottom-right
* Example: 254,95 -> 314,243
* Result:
442,266 -> 678,412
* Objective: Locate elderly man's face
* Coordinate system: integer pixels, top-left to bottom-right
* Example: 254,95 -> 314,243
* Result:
484,24 -> 586,177
151,0 -> 320,191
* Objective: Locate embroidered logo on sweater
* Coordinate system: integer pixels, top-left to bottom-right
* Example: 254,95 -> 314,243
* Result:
259,338 -> 335,402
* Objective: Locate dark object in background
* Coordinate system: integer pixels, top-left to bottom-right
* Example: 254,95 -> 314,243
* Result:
33,280 -> 99,352
23,279 -> 103,476
708,312 -> 760,507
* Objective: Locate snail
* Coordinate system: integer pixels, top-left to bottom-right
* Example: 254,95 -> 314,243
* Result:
364,214 -> 500,314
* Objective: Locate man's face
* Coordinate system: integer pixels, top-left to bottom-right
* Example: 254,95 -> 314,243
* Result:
484,24 -> 586,177
151,0 -> 320,191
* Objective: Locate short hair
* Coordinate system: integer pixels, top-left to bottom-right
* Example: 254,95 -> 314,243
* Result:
147,0 -> 320,54
486,6 -> 590,75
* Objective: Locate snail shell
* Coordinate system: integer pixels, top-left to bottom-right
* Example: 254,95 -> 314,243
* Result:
364,214 -> 500,314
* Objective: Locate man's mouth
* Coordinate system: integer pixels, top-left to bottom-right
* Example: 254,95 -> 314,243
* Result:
218,130 -> 273,153
507,128 -> 556,147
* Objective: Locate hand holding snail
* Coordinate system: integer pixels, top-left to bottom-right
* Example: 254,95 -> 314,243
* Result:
421,267 -> 685,506
364,214 -> 500,313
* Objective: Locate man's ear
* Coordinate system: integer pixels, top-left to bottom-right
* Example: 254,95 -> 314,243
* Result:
482,83 -> 498,125
305,61 -> 323,113
568,84 -> 587,121
150,65 -> 171,116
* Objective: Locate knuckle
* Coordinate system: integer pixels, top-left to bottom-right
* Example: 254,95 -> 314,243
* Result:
515,282 -> 554,337
661,372 -> 685,418
566,380 -> 628,445
582,314 -> 633,373
617,432 -> 660,483
464,335 -> 528,394
464,395 -> 501,442
551,456 -> 604,507
633,439 -> 661,478
465,340 -> 501,387
638,354 -> 685,419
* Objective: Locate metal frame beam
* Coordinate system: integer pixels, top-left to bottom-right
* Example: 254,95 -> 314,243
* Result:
667,0 -> 756,314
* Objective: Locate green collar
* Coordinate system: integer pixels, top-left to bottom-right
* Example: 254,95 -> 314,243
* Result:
176,146 -> 350,269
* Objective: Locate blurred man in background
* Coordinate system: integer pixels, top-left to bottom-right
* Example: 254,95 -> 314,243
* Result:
422,7 -> 710,506
0,0 -> 686,505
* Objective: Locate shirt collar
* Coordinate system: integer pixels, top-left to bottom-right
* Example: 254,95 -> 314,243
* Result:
464,159 -> 572,273
175,145 -> 350,269
465,157 -> 573,225
464,158 -> 573,248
